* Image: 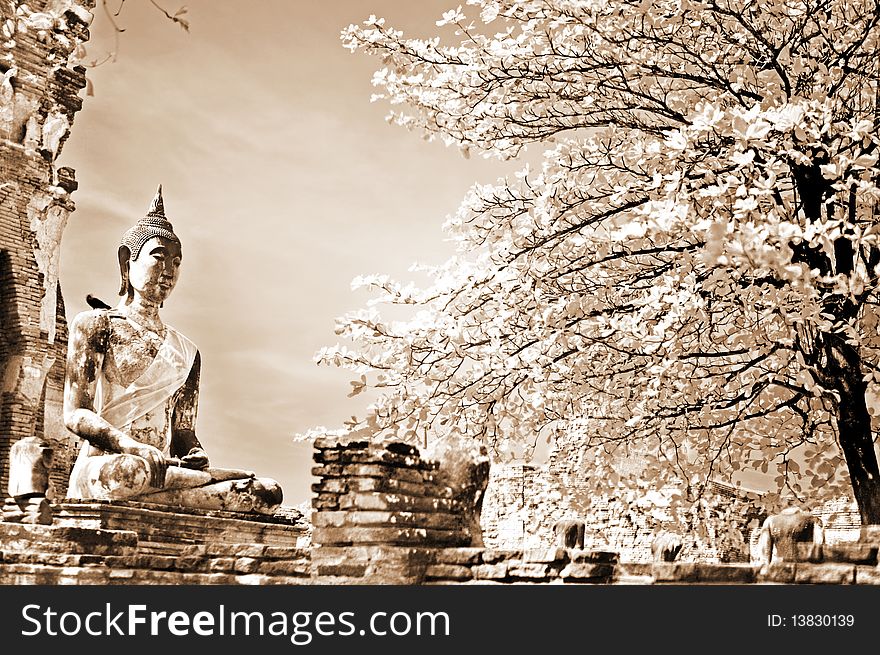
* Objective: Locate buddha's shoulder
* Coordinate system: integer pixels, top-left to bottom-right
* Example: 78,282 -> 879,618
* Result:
69,308 -> 126,338
70,308 -> 110,329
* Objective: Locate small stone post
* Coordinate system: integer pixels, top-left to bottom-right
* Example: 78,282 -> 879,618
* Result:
2,436 -> 54,524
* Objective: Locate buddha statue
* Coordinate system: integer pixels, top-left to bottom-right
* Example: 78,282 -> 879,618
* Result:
63,186 -> 282,514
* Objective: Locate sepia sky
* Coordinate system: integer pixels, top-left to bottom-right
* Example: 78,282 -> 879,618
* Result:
59,1 -> 518,507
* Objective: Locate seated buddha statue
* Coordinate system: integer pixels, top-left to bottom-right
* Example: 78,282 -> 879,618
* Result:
63,186 -> 282,514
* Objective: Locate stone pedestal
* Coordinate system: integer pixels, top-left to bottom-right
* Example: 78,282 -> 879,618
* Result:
0,502 -> 312,585
55,499 -> 308,554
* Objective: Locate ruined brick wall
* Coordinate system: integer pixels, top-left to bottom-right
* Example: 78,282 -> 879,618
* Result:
482,432 -> 862,562
1,440 -> 878,585
480,462 -> 527,547
0,504 -> 312,585
482,459 -> 764,563
305,439 -> 880,585
307,437 -> 632,584
309,437 -> 470,583
816,497 -> 861,544
0,0 -> 92,497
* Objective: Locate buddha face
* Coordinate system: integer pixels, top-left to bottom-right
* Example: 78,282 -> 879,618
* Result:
127,236 -> 182,305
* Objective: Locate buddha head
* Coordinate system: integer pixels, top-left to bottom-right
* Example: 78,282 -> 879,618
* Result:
118,185 -> 183,305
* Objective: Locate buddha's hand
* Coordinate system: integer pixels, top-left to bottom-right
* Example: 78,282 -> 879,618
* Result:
125,443 -> 167,488
181,447 -> 209,470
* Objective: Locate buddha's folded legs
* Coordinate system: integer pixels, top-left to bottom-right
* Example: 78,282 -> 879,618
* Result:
75,453 -> 155,499
139,477 -> 283,514
73,454 -> 282,514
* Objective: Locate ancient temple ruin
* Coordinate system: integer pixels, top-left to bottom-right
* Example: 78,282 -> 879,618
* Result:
0,0 -> 92,498
1,0 -> 880,586
480,430 -> 864,563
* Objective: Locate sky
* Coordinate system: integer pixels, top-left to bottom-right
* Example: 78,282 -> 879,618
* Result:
58,1 -> 518,508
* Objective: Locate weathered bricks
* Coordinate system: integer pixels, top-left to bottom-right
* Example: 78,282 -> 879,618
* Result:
523,547 -> 568,564
337,491 -> 457,513
0,522 -> 137,555
819,543 -> 878,564
257,560 -> 311,577
425,564 -> 473,580
759,562 -> 797,583
569,549 -> 620,564
0,498 -> 314,585
313,525 -> 469,547
652,563 -> 759,584
794,563 -> 856,584
312,464 -> 427,484
482,549 -> 522,564
315,562 -> 369,578
208,558 -> 237,573
855,566 -> 880,585
314,449 -> 424,468
310,438 -> 476,581
55,500 -> 308,552
859,524 -> 880,543
233,557 -> 260,574
313,510 -> 461,530
263,545 -> 309,559
332,475 -> 452,498
312,478 -> 348,494
312,494 -> 341,510
472,563 -> 509,580
432,547 -> 484,566
560,563 -> 615,581
310,545 -> 431,584
507,562 -> 551,579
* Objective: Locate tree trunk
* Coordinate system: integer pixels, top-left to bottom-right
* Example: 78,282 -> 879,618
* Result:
831,342 -> 880,524
791,165 -> 880,524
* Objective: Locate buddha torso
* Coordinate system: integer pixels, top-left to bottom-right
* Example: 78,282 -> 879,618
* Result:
99,313 -> 175,452
103,314 -> 167,388
68,310 -> 198,499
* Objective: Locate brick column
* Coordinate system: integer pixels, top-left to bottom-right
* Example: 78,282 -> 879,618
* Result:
0,1 -> 93,496
310,437 -> 469,584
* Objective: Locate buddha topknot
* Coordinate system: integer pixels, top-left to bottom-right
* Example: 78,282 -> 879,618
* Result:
120,184 -> 180,262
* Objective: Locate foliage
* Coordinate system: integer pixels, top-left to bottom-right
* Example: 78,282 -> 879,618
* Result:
314,0 -> 880,517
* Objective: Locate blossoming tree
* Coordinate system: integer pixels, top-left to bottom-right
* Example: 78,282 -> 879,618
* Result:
317,0 -> 880,524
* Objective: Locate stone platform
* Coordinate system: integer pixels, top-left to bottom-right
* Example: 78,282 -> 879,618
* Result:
0,501 -> 312,585
54,500 -> 308,554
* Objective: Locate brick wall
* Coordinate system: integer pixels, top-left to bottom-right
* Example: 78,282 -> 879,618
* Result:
0,504 -> 312,585
482,460 -> 766,562
482,455 -> 864,564
309,437 -> 471,583
2,439 -> 880,585
307,439 -> 880,584
0,0 -> 93,497
816,496 -> 861,543
310,435 -> 770,573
